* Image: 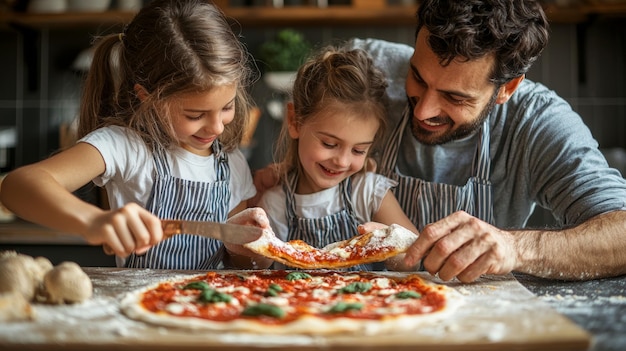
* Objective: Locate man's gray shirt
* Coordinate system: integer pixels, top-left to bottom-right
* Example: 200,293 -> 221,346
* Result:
347,38 -> 626,229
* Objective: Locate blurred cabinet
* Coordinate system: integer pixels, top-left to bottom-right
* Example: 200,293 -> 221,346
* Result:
2,1 -> 626,29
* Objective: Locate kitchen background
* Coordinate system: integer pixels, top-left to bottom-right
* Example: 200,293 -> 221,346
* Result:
0,0 -> 625,264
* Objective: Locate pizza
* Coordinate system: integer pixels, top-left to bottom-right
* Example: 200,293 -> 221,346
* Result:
120,270 -> 463,335
243,224 -> 418,269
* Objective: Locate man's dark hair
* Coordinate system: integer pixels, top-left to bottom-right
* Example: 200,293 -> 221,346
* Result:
416,0 -> 549,85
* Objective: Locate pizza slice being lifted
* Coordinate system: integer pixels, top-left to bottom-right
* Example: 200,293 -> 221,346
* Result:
244,224 -> 418,269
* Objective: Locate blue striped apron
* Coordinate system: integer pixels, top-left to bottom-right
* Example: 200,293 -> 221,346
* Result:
284,173 -> 380,271
124,142 -> 230,269
381,107 -> 494,231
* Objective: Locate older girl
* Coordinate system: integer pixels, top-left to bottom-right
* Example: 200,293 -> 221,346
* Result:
0,0 -> 269,270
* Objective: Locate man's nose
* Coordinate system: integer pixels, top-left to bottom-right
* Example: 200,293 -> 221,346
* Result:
412,91 -> 441,120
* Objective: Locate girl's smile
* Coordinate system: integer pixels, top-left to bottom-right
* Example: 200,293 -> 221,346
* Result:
171,84 -> 237,156
288,101 -> 379,194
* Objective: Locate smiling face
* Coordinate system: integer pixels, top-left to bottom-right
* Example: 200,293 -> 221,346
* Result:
288,101 -> 379,194
406,29 -> 504,145
169,84 -> 237,156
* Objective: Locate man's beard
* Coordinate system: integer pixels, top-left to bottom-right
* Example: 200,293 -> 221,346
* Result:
409,89 -> 498,145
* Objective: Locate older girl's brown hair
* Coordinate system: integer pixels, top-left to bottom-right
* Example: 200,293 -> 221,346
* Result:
77,0 -> 256,152
275,46 -> 389,182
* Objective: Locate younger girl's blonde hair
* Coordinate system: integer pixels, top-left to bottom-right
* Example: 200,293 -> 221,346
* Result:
275,46 -> 389,183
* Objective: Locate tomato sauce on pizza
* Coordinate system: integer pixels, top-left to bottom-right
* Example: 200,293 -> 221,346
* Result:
122,270 -> 460,334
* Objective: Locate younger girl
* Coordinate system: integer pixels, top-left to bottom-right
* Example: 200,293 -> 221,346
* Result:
0,0 -> 269,270
257,46 -> 420,271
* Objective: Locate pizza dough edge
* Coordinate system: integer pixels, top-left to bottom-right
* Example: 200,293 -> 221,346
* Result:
118,272 -> 465,335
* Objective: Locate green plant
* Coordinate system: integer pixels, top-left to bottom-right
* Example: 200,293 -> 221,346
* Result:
258,29 -> 312,72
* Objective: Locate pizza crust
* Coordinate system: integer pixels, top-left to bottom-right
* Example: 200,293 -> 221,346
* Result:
120,271 -> 463,335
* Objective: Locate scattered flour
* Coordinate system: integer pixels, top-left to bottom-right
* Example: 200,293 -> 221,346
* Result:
0,269 -> 594,349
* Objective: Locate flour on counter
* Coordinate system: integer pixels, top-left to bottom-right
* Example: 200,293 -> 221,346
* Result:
0,270 -> 592,349
0,296 -> 135,342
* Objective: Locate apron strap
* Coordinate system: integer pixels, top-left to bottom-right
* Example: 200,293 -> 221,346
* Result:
470,120 -> 491,180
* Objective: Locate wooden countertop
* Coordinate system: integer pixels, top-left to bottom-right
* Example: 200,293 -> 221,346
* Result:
0,268 -> 593,351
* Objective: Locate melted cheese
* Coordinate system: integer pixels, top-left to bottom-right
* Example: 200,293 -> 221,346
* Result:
165,302 -> 185,315
328,247 -> 351,258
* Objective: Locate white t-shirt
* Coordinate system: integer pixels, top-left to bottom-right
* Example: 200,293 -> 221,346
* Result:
258,172 -> 397,241
80,125 -> 256,212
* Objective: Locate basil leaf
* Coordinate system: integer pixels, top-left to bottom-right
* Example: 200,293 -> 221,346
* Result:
337,282 -> 372,294
265,283 -> 284,297
327,302 -> 363,314
183,281 -> 211,291
285,272 -> 312,281
395,291 -> 422,299
242,303 -> 285,318
268,283 -> 283,292
198,288 -> 232,303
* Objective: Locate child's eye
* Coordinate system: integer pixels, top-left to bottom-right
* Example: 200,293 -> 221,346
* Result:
353,149 -> 368,156
186,114 -> 203,121
223,104 -> 235,112
322,141 -> 336,148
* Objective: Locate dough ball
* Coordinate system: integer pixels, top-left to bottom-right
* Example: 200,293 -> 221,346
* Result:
33,256 -> 53,280
0,255 -> 39,300
43,261 -> 93,304
32,256 -> 54,302
0,291 -> 34,322
0,250 -> 18,260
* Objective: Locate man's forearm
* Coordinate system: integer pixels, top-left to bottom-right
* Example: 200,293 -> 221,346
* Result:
515,210 -> 626,280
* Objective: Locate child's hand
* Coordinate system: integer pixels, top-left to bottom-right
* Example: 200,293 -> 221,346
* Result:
224,207 -> 273,268
227,207 -> 272,230
85,203 -> 163,257
357,222 -> 388,235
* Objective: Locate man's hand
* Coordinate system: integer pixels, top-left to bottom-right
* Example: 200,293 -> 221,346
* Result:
403,211 -> 518,283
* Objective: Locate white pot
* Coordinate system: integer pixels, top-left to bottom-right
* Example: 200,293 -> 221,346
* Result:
116,0 -> 142,11
27,0 -> 67,13
67,0 -> 111,12
263,71 -> 297,92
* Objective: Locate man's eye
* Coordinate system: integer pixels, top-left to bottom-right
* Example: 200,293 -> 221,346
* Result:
448,96 -> 465,105
412,73 -> 425,85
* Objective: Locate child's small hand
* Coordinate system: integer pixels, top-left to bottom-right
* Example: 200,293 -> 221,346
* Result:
357,222 -> 388,235
85,203 -> 163,257
227,207 -> 272,230
224,207 -> 273,268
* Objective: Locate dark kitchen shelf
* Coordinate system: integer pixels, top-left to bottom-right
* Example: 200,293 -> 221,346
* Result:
1,3 -> 625,30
